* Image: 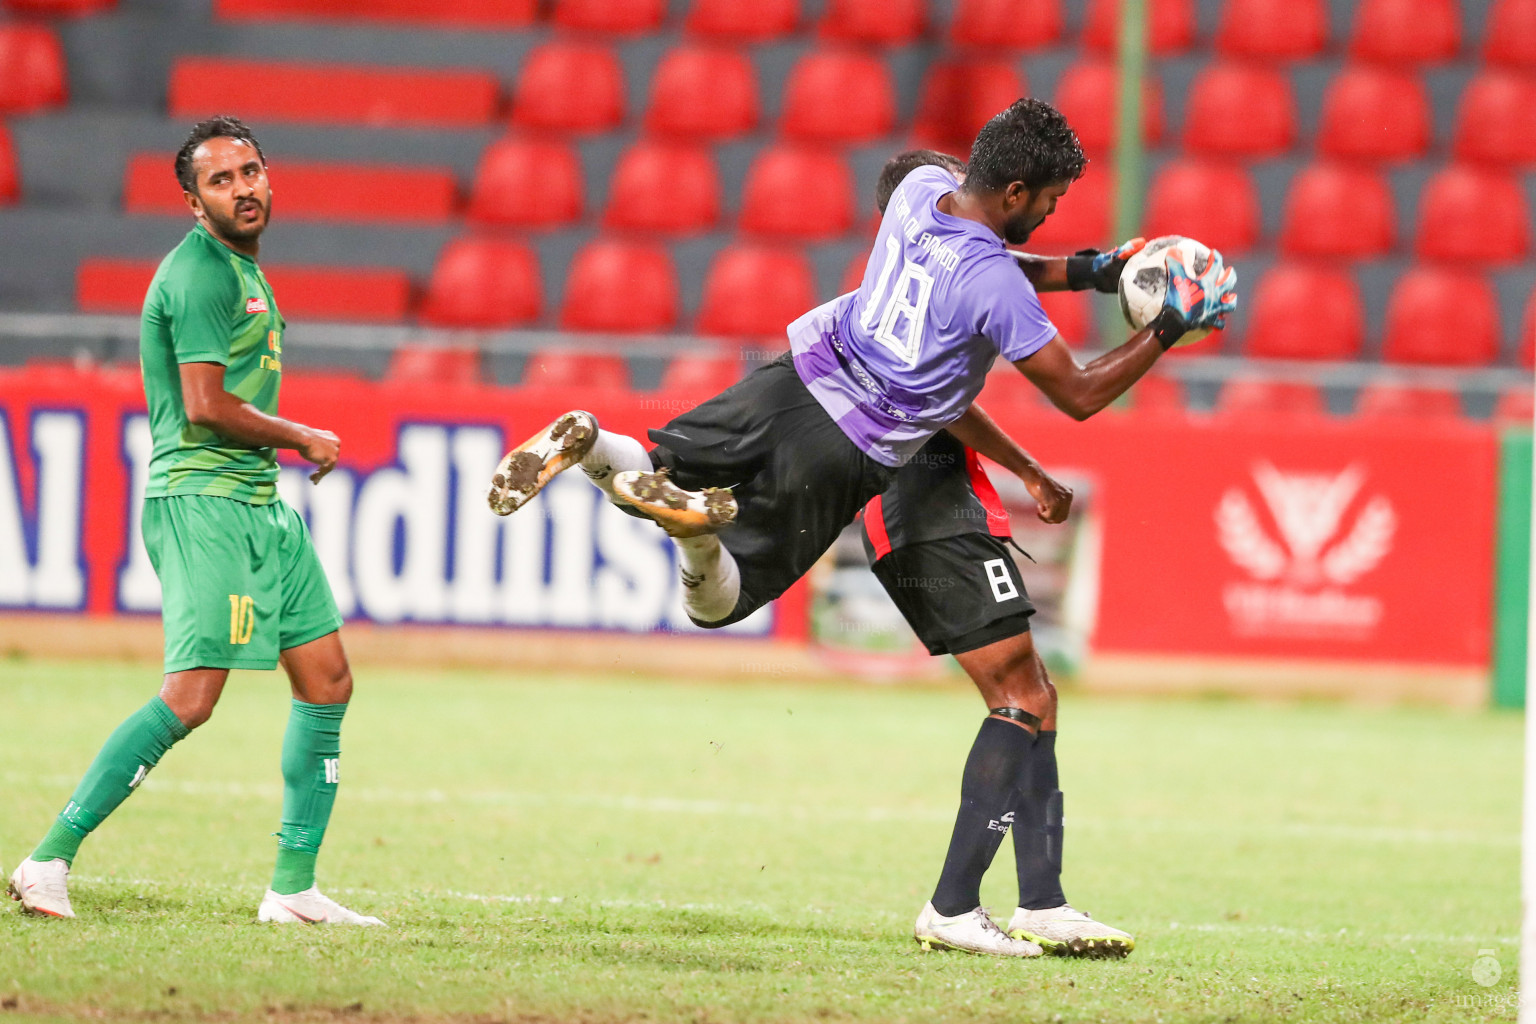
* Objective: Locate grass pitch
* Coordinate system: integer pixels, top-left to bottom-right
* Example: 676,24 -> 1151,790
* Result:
0,656 -> 1520,1023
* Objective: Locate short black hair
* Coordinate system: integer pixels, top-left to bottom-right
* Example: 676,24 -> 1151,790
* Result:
174,116 -> 265,194
875,149 -> 967,214
965,98 -> 1086,194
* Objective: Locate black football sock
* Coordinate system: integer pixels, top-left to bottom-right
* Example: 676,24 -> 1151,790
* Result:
1014,730 -> 1067,911
930,717 -> 1036,918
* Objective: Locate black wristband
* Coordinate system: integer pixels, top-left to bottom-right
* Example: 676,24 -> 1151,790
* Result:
1064,254 -> 1096,291
1150,308 -> 1187,350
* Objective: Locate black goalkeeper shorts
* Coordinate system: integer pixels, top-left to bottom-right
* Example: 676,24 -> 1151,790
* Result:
647,353 -> 896,628
870,532 -> 1035,656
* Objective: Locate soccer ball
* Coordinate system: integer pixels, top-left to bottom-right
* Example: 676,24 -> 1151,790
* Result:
1117,235 -> 1218,346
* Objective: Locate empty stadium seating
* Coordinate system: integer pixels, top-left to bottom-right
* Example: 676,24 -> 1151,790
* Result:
643,45 -> 758,139
739,146 -> 855,240
7,0 -> 114,14
817,0 -> 924,46
1026,163 -> 1110,253
0,24 -> 66,114
1382,267 -> 1501,365
1495,387 -> 1536,425
1126,372 -> 1185,414
560,240 -> 679,333
1244,264 -> 1366,361
78,258 -> 415,322
552,0 -> 665,34
684,0 -> 799,40
659,353 -> 744,394
510,42 -> 625,134
1143,160 -> 1261,255
1052,60 -> 1162,155
1182,63 -> 1296,157
1485,0 -> 1536,67
1348,0 -> 1461,64
948,0 -> 1064,50
1083,0 -> 1195,54
1279,163 -> 1396,258
522,349 -> 629,389
1215,0 -> 1328,60
1452,71 -> 1536,165
467,136 -> 583,229
1217,378 -> 1328,416
169,58 -> 500,128
216,0 -> 535,26
911,59 -> 1027,153
1414,164 -> 1531,263
124,153 -> 460,224
1354,383 -> 1464,418
696,245 -> 817,339
386,346 -> 482,386
604,140 -> 721,235
1038,289 -> 1092,346
1317,65 -> 1433,162
781,49 -> 896,143
420,238 -> 542,329
0,120 -> 16,205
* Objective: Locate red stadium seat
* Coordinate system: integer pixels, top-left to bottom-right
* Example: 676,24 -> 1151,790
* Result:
552,0 -> 665,33
781,49 -> 896,143
1382,267 -> 1500,365
124,153 -> 458,223
523,350 -> 629,389
1452,71 -> 1536,166
739,146 -> 855,241
1495,387 -> 1536,425
387,347 -> 482,386
911,59 -> 1027,152
1524,289 -> 1536,367
603,140 -> 721,235
949,0 -> 1063,49
660,354 -> 744,394
420,238 -> 542,329
1038,289 -> 1091,346
1218,378 -> 1327,416
643,45 -> 758,140
0,120 -> 17,205
560,240 -> 679,333
697,245 -> 818,338
684,0 -> 798,39
1354,383 -> 1463,419
1084,0 -> 1195,55
1414,165 -> 1530,264
510,42 -> 625,134
1485,0 -> 1536,68
1348,0 -> 1460,64
8,0 -> 114,13
80,259 -> 413,321
76,259 -> 152,313
0,25 -> 66,114
841,250 -> 869,294
1317,65 -> 1431,162
1182,63 -> 1296,157
169,58 -> 499,128
1244,264 -> 1365,361
1143,160 -> 1261,255
1027,163 -> 1111,254
1215,0 -> 1327,59
1052,60 -> 1163,156
818,0 -> 924,45
1279,163 -> 1395,258
216,0 -> 534,26
1127,372 -> 1185,413
468,136 -> 582,229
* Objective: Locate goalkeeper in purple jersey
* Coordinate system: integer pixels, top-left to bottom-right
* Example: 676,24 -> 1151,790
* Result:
487,100 -> 1235,952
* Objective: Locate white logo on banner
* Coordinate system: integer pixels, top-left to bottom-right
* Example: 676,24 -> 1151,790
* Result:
1215,462 -> 1394,639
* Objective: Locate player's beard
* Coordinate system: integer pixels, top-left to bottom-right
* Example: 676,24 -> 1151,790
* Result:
1003,210 -> 1041,245
207,194 -> 271,242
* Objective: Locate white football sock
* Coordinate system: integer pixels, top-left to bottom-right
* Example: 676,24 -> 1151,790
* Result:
580,430 -> 651,502
673,534 -> 740,623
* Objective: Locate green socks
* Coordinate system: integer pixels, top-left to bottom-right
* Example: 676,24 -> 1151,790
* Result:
271,700 -> 347,895
32,696 -> 189,865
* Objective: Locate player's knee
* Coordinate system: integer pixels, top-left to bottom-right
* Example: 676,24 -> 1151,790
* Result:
168,697 -> 217,731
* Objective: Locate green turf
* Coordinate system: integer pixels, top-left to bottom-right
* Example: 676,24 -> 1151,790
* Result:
0,656 -> 1520,1023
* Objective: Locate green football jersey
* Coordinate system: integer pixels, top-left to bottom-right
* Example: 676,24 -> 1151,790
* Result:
141,223 -> 285,505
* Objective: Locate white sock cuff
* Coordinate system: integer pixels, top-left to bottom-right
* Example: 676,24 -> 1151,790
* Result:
580,430 -> 651,486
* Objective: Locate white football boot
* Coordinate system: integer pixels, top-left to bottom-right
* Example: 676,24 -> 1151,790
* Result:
258,886 -> 384,926
611,469 -> 737,538
487,411 -> 599,516
8,857 -> 75,918
913,902 -> 1043,957
1006,904 -> 1135,958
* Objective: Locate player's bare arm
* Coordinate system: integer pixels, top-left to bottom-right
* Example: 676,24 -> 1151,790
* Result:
1009,238 -> 1146,294
944,404 -> 1072,523
179,361 -> 340,481
1011,329 -> 1163,421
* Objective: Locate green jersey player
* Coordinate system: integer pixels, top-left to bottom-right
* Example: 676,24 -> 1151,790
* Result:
9,117 -> 380,925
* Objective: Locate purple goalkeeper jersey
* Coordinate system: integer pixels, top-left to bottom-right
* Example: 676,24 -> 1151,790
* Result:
788,165 -> 1058,467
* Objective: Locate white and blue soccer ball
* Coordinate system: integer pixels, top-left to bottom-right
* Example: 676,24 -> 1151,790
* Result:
1117,234 -> 1218,346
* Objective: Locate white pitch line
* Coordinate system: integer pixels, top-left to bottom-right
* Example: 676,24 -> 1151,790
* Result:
5,771 -> 1515,846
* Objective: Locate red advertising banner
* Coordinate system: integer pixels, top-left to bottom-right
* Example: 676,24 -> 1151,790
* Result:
0,364 -> 1498,666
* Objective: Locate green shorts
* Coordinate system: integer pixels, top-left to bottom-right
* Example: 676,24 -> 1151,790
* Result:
142,495 -> 343,673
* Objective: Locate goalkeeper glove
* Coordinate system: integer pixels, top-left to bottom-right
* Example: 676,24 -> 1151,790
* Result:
1065,237 -> 1147,293
1150,248 -> 1238,350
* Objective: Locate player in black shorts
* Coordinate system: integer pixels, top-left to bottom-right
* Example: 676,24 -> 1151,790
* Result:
866,152 -> 1135,958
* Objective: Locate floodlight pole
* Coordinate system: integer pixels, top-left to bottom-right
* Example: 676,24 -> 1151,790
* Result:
1111,0 -> 1148,348
1523,401 -> 1536,1023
